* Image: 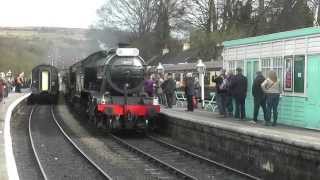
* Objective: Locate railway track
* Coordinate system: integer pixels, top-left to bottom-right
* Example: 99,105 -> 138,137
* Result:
28,105 -> 112,180
26,102 -> 260,179
111,134 -> 261,180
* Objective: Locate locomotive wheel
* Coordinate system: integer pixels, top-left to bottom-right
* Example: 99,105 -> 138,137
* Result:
94,115 -> 104,129
88,113 -> 95,125
93,115 -> 99,128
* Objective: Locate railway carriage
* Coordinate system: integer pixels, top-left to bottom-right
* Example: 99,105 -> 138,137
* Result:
30,64 -> 59,104
67,48 -> 160,131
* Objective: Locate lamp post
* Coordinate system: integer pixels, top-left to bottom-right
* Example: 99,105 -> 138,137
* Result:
196,59 -> 206,108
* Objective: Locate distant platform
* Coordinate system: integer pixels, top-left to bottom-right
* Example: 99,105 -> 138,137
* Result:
0,92 -> 30,180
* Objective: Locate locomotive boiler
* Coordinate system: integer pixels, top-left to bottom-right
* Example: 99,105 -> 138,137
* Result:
67,48 -> 160,131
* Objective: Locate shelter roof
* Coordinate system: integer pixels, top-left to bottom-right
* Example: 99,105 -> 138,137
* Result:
223,27 -> 320,48
149,49 -> 200,66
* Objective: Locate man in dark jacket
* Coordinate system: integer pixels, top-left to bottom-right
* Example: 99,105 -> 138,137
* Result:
252,71 -> 267,123
232,68 -> 247,119
213,69 -> 227,116
162,73 -> 176,108
185,73 -> 195,111
226,70 -> 235,116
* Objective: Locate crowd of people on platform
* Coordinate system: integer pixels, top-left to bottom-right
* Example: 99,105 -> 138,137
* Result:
145,67 -> 281,127
0,71 -> 27,102
213,68 -> 281,126
144,72 -> 203,112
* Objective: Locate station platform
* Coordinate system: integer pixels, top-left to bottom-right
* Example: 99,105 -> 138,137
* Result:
161,107 -> 320,150
0,92 -> 30,180
159,107 -> 320,180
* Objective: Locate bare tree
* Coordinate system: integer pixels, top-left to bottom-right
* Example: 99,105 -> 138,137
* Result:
308,0 -> 320,25
96,0 -> 158,38
183,0 -> 217,32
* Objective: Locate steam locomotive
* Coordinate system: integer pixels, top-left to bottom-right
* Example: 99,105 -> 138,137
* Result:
65,48 -> 160,131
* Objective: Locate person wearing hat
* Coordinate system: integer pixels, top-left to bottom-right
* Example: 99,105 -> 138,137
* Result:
232,68 -> 247,119
252,71 -> 267,123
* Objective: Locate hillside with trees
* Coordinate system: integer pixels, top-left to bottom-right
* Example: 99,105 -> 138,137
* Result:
0,27 -> 101,75
95,0 -> 318,62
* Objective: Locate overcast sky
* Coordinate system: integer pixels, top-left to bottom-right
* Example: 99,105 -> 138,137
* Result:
0,0 -> 104,28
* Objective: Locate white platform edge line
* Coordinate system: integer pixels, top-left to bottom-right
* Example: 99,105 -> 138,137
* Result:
4,93 -> 31,180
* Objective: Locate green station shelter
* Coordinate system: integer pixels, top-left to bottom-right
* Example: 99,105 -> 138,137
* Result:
222,27 -> 320,130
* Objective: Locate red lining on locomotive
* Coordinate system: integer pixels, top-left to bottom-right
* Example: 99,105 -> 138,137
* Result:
97,103 -> 160,117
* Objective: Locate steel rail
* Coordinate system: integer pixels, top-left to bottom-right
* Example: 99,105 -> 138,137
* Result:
50,106 -> 113,180
148,135 -> 261,180
110,134 -> 198,180
28,105 -> 49,180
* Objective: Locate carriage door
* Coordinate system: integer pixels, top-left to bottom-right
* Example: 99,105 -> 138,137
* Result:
41,71 -> 49,91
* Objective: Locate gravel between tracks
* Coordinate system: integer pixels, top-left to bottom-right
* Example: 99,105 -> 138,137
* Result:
11,103 -> 43,180
120,136 -> 252,180
53,100 -> 180,180
30,105 -> 106,180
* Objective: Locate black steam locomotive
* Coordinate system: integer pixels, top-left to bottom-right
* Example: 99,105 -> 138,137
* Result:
30,64 -> 59,104
65,48 -> 160,131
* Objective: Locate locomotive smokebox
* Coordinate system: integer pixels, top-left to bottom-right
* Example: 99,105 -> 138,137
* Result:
105,48 -> 145,94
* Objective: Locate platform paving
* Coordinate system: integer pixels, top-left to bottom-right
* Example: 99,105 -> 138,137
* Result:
0,92 -> 29,180
161,107 -> 320,151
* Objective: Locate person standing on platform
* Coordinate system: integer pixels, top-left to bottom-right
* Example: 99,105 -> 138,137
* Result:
194,77 -> 201,108
261,70 -> 281,126
144,74 -> 155,97
185,73 -> 195,112
15,73 -> 23,93
155,74 -> 164,105
162,73 -> 176,108
213,69 -> 227,117
232,68 -> 247,120
251,71 -> 267,123
226,70 -> 234,116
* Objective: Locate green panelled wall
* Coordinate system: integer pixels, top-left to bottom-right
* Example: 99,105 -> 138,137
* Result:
244,55 -> 320,130
245,60 -> 259,119
304,55 -> 320,129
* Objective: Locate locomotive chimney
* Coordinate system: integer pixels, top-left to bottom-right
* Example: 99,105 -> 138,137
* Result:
118,43 -> 131,48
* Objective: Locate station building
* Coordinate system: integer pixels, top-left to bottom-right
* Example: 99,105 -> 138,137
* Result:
150,48 -> 222,89
222,27 -> 320,130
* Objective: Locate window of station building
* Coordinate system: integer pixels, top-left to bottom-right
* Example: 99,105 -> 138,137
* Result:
228,60 -> 244,73
204,71 -> 210,86
175,73 -> 181,82
283,55 -> 305,94
261,57 -> 283,92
